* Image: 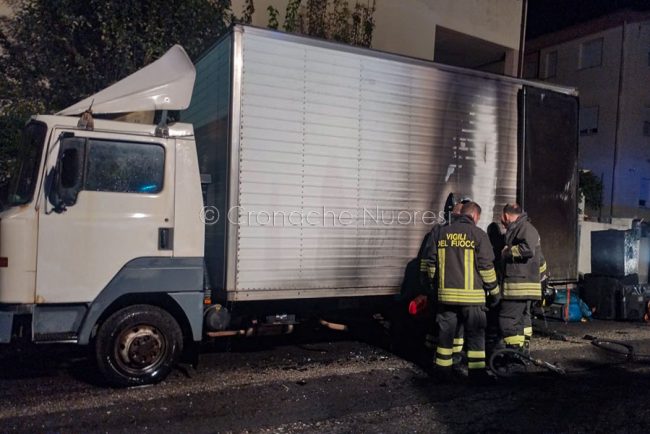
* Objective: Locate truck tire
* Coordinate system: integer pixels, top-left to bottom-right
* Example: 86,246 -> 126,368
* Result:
95,304 -> 183,387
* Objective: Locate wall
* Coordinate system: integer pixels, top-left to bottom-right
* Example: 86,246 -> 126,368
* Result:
538,27 -> 623,219
0,0 -> 12,17
231,0 -> 524,75
615,21 -> 650,218
528,16 -> 650,220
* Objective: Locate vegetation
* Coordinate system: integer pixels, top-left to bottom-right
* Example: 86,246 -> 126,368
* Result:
240,0 -> 255,24
0,0 -> 377,198
266,0 -> 376,47
0,0 -> 232,194
579,170 -> 603,215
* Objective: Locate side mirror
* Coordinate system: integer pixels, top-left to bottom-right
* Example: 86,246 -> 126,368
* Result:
47,137 -> 85,213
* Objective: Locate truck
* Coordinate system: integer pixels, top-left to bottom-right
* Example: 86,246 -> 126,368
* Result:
0,25 -> 579,387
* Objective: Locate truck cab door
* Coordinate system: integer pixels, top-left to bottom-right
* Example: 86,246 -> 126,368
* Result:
35,129 -> 175,304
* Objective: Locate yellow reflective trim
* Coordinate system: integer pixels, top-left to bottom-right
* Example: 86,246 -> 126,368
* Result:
504,335 -> 525,346
440,288 -> 486,294
437,347 -> 453,356
453,346 -> 463,353
503,294 -> 541,299
489,287 -> 501,296
463,250 -> 469,289
523,327 -> 533,336
469,249 -> 474,290
438,292 -> 486,300
439,293 -> 486,303
511,245 -> 521,258
438,248 -> 445,289
439,294 -> 485,299
428,266 -> 436,280
436,358 -> 453,367
479,268 -> 497,283
503,282 -> 541,299
503,288 -> 542,299
504,282 -> 542,290
539,262 -> 547,273
453,338 -> 464,345
467,350 -> 486,359
439,289 -> 486,300
468,361 -> 486,369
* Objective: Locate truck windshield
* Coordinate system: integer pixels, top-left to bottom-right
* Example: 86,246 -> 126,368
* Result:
4,121 -> 47,207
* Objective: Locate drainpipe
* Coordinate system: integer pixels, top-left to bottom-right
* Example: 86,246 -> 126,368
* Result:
610,21 -> 626,219
517,0 -> 528,78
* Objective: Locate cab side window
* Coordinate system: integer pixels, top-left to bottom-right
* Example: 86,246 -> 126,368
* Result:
84,140 -> 165,194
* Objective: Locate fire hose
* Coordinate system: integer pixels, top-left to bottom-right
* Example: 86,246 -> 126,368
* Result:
488,348 -> 566,377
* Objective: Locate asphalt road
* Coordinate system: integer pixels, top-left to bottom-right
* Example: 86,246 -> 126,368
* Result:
1,319 -> 650,433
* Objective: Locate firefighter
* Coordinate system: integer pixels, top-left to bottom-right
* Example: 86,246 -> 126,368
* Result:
425,201 -> 500,382
499,203 -> 547,354
418,200 -> 467,360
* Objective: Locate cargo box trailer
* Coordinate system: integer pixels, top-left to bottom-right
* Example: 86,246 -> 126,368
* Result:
0,25 -> 578,386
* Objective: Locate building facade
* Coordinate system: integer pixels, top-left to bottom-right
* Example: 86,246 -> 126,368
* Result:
232,0 -> 525,76
0,0 -> 11,17
3,0 -> 526,74
525,10 -> 650,219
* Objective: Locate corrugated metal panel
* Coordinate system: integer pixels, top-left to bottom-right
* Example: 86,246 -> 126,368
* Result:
234,30 -> 519,299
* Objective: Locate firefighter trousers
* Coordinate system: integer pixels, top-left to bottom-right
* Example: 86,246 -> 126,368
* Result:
523,300 -> 533,349
498,300 -> 532,348
436,305 -> 486,370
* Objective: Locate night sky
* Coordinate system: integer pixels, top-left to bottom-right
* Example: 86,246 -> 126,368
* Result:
527,0 -> 650,39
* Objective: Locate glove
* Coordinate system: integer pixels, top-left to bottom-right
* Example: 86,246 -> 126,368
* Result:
408,294 -> 428,316
487,291 -> 501,309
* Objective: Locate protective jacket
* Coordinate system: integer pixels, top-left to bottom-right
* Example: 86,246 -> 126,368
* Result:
425,215 -> 499,305
502,213 -> 547,300
418,224 -> 440,293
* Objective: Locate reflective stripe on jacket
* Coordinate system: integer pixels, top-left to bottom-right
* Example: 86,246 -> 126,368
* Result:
502,213 -> 545,300
425,215 -> 499,306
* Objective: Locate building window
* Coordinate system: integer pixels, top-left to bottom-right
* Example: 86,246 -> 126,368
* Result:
579,38 -> 603,69
579,106 -> 599,136
544,51 -> 558,78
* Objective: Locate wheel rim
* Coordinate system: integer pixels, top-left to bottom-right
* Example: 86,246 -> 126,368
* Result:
114,324 -> 167,376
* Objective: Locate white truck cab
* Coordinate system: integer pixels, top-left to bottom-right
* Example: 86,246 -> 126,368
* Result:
0,46 -> 205,386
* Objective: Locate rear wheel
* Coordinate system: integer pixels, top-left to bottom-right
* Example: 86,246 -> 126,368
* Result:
95,304 -> 183,387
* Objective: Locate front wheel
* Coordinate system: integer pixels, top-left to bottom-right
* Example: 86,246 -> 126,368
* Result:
95,304 -> 183,387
